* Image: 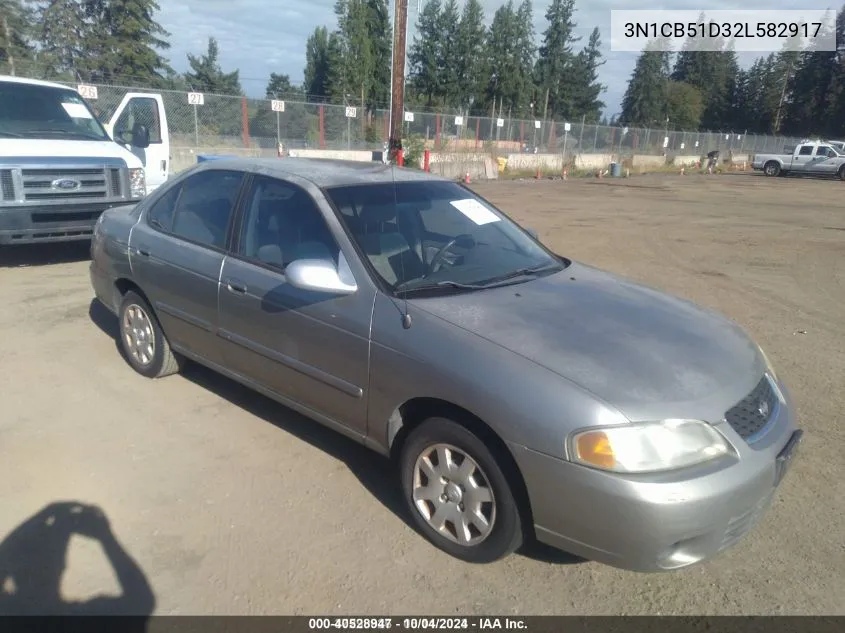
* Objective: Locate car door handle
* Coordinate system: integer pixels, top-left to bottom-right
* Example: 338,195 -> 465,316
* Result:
225,278 -> 247,295
135,247 -> 151,257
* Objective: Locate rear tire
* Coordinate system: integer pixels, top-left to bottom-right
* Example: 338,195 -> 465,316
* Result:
838,165 -> 845,181
118,291 -> 182,379
764,161 -> 781,177
399,417 -> 524,563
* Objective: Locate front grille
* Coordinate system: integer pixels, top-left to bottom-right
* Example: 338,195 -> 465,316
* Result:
0,170 -> 14,200
20,168 -> 110,202
724,375 -> 779,440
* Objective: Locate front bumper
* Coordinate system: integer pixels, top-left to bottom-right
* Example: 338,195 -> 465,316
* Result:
510,382 -> 801,573
0,203 -> 121,245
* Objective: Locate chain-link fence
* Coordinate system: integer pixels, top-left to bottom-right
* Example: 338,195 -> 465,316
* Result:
55,80 -> 803,157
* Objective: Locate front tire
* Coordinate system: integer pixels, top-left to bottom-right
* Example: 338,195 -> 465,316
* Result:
118,291 -> 182,378
838,165 -> 845,181
764,161 -> 781,177
399,417 -> 523,563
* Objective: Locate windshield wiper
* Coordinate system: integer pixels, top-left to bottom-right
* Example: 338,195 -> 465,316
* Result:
23,129 -> 103,140
475,262 -> 562,286
395,280 -> 486,296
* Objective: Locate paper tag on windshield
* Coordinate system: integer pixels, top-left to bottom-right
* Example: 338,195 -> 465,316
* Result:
450,199 -> 500,225
62,102 -> 93,119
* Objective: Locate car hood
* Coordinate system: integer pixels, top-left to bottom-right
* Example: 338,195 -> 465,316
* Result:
0,139 -> 139,165
412,262 -> 764,423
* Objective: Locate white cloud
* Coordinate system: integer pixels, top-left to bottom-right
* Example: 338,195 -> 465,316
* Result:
155,0 -> 838,116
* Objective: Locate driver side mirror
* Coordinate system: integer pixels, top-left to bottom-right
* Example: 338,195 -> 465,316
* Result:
285,258 -> 357,295
131,123 -> 150,149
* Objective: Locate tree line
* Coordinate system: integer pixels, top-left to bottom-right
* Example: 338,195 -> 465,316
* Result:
620,7 -> 845,137
3,0 -> 845,137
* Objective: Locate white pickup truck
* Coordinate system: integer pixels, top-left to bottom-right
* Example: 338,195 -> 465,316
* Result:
0,75 -> 170,245
751,139 -> 845,180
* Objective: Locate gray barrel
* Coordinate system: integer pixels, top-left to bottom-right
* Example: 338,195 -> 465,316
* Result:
610,162 -> 623,177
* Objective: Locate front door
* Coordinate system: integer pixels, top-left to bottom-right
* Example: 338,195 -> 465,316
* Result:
217,174 -> 374,435
129,169 -> 246,365
107,93 -> 170,193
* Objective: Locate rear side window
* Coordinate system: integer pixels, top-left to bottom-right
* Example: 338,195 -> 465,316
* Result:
148,170 -> 244,249
799,145 -> 814,156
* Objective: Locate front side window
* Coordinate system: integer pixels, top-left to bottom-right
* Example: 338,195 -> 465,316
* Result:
114,97 -> 162,144
325,181 -> 564,292
237,176 -> 339,270
0,81 -> 109,141
152,170 -> 244,249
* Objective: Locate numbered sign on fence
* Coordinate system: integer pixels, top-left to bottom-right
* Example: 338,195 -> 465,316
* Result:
564,122 -> 572,132
496,118 -> 504,128
534,120 -> 541,129
695,141 -> 700,147
663,136 -> 669,148
188,92 -> 205,106
271,100 -> 285,112
454,116 -> 463,126
345,106 -> 357,118
680,142 -> 686,149
77,84 -> 98,100
404,111 -> 414,122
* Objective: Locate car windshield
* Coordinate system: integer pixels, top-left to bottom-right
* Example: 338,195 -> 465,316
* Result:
324,180 -> 566,294
0,81 -> 110,141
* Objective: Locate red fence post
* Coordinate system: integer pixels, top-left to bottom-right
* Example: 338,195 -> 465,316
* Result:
423,149 -> 430,172
475,118 -> 480,149
241,97 -> 250,148
435,114 -> 441,148
397,151 -> 404,167
319,105 -> 326,149
520,122 -> 525,148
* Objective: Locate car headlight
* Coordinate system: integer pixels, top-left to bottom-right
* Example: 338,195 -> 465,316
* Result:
570,419 -> 731,474
129,168 -> 146,199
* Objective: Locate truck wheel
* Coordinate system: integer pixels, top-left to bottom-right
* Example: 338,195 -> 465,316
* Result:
838,165 -> 845,181
764,161 -> 781,177
399,417 -> 524,563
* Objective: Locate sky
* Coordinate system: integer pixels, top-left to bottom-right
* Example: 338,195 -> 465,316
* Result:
155,0 -> 838,119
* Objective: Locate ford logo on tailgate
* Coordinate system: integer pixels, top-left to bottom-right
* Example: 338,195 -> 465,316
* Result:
51,178 -> 81,191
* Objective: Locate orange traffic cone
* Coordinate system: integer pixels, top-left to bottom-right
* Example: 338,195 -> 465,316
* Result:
464,172 -> 471,184
562,169 -> 568,181
680,166 -> 685,176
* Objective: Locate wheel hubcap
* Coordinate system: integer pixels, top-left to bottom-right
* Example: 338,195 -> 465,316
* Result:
122,304 -> 155,366
412,443 -> 496,546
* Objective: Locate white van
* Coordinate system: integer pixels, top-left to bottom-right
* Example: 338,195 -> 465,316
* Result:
0,75 -> 169,245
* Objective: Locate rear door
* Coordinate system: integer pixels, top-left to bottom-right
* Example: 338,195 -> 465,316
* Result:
129,169 -> 246,365
106,93 -> 170,193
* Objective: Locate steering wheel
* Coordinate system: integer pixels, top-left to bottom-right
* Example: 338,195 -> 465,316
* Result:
428,233 -> 475,274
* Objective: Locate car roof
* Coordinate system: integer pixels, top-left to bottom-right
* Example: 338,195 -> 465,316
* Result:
0,74 -> 75,91
190,157 -> 454,188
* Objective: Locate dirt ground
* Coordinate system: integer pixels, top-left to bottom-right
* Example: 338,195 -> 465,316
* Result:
0,172 -> 843,616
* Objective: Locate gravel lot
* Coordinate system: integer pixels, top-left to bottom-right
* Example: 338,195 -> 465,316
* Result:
0,172 -> 842,615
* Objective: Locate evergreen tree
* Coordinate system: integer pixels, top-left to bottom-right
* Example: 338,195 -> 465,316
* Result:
32,0 -> 89,79
534,0 -> 579,118
485,1 -> 520,114
81,0 -> 170,84
570,26 -> 605,121
454,0 -> 486,111
184,37 -> 242,95
0,0 -> 35,75
304,26 -> 332,100
409,0 -> 443,107
666,80 -> 703,129
620,38 -> 670,126
366,0 -> 391,109
514,0 -> 536,116
437,0 -> 460,107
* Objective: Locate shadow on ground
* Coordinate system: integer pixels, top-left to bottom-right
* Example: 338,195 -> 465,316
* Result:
0,501 -> 154,624
0,242 -> 91,269
87,298 -> 585,567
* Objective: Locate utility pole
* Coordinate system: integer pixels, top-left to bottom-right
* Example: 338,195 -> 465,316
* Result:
389,0 -> 409,163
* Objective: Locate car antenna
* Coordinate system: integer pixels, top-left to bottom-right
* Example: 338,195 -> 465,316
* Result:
390,157 -> 412,330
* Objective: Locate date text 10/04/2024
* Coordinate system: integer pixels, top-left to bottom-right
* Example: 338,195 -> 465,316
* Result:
308,618 -> 528,630
623,21 -> 823,39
